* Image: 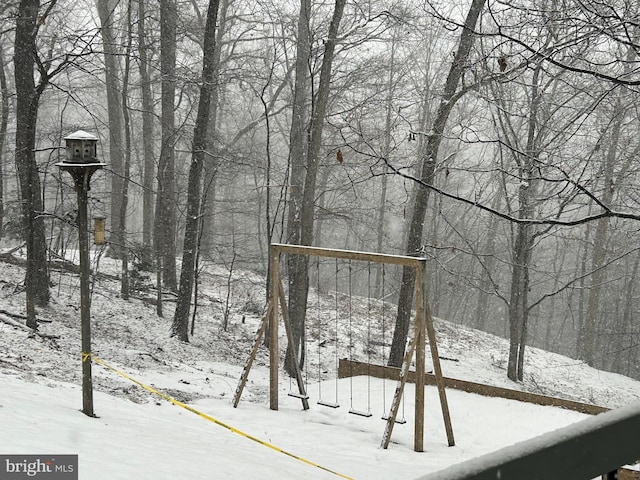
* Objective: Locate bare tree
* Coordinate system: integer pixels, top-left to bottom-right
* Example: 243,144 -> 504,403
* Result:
119,0 -> 135,300
155,0 -> 178,291
285,0 -> 347,374
0,41 -> 9,240
171,0 -> 221,341
388,0 -> 486,367
95,0 -> 125,257
137,0 -> 156,258
200,0 -> 229,259
0,6 -> 12,240
579,92 -> 633,365
14,0 -> 56,327
283,0 -> 311,372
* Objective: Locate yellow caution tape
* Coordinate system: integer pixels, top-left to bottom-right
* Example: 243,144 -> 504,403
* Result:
90,355 -> 355,480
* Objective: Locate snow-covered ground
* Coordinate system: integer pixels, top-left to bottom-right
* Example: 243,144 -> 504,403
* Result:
1,247 -> 639,479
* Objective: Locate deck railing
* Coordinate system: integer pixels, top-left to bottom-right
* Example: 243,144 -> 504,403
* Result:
414,399 -> 640,480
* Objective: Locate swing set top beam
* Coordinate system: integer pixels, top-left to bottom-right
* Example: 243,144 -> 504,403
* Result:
270,243 -> 426,268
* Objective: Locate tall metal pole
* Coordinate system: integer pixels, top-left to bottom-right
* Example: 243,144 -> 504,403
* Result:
58,163 -> 101,417
77,169 -> 94,417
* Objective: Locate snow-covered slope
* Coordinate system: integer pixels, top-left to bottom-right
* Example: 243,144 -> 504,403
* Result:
434,319 -> 640,408
1,251 -> 639,478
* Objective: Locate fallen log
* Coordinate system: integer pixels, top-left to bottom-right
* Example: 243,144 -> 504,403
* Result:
0,313 -> 60,340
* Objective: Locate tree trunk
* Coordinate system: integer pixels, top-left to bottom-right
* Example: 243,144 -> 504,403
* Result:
543,243 -> 567,351
285,0 -> 346,375
201,0 -> 229,259
0,45 -> 9,239
574,207 -> 593,357
155,0 -> 178,291
170,0 -> 220,341
611,250 -> 640,373
578,97 -> 623,365
119,0 -> 133,300
137,0 -> 155,259
283,0 -> 311,370
505,59 -> 544,381
312,166 -> 330,250
14,0 -> 50,326
95,0 -> 125,257
388,0 -> 486,367
474,190 -> 501,331
374,29 -> 397,297
507,221 -> 533,381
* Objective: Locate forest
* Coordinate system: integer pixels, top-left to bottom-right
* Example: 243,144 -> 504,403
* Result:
3,0 -> 640,385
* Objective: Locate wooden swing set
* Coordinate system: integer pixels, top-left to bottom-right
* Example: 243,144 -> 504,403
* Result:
233,243 -> 455,452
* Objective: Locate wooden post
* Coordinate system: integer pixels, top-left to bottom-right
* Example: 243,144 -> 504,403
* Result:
269,245 -> 279,410
414,260 -> 426,452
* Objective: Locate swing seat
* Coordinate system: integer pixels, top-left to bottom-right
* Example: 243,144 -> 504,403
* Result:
348,409 -> 373,418
288,392 -> 309,400
317,400 -> 340,408
382,414 -> 407,424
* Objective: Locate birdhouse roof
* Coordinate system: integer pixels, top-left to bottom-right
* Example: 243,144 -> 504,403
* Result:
64,130 -> 98,141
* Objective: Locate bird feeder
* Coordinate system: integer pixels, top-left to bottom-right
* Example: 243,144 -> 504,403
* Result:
57,130 -> 105,192
93,216 -> 106,245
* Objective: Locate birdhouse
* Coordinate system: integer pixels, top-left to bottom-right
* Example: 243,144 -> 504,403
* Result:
64,130 -> 98,163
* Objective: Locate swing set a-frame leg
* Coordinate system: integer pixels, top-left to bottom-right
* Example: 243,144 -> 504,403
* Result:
232,302 -> 273,408
380,262 -> 455,452
380,328 -> 420,449
232,275 -> 309,411
278,276 -> 309,410
425,302 -> 455,447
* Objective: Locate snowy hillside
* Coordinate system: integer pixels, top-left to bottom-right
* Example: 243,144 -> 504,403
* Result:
1,249 -> 639,479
